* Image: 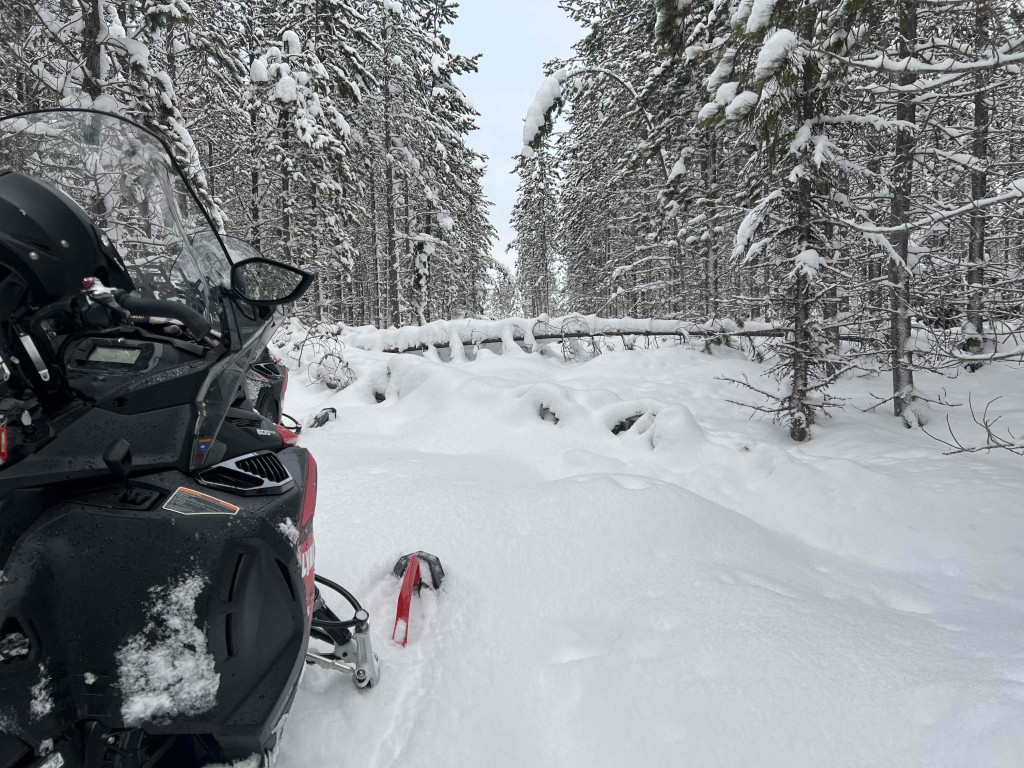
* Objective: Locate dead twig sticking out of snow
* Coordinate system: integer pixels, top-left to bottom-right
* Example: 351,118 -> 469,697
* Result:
313,352 -> 356,390
862,389 -> 960,414
923,396 -> 1024,455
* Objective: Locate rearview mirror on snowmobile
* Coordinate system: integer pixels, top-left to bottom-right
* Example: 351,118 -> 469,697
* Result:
231,258 -> 313,306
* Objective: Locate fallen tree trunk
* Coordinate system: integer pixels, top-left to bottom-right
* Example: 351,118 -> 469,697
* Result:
340,314 -> 880,354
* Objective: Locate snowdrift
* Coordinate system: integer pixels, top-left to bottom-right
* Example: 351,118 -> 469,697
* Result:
271,324 -> 1024,768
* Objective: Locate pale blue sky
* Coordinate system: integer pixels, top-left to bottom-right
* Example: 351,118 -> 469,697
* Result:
447,0 -> 582,270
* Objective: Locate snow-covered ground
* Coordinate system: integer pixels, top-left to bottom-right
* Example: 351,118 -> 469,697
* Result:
273,333 -> 1024,768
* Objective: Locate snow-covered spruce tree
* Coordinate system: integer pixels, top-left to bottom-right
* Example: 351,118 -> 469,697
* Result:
520,1 -> 776,323
0,2 -> 51,113
0,0 -> 494,326
653,0 -> 761,321
660,0 -> 886,440
405,0 -> 495,322
345,0 -> 493,326
511,134 -> 563,317
287,0 -> 371,317
832,0 -> 1024,406
907,0 -> 1024,361
128,0 -> 238,229
1,0 -> 223,221
555,1 -> 679,318
160,0 -> 248,214
555,61 -> 648,316
484,261 -> 527,318
558,94 -> 628,315
240,0 -> 371,321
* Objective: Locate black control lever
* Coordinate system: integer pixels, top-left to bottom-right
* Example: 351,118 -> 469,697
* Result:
103,438 -> 133,482
103,438 -> 156,508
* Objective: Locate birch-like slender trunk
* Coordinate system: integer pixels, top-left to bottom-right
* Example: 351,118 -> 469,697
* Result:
889,0 -> 918,420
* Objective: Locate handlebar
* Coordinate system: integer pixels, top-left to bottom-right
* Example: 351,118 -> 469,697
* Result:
119,294 -> 213,341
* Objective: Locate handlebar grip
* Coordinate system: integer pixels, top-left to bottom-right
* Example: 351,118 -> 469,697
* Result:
120,294 -> 213,340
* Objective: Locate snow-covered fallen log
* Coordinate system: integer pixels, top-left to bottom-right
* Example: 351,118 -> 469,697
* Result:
344,314 -> 778,354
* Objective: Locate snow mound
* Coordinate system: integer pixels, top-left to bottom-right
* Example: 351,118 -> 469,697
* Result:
116,574 -> 219,726
276,339 -> 1024,768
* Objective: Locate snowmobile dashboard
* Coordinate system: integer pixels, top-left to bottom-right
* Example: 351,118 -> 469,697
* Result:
62,332 -> 210,404
68,339 -> 158,372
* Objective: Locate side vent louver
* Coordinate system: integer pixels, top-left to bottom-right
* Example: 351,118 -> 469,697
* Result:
237,453 -> 288,483
197,451 -> 293,496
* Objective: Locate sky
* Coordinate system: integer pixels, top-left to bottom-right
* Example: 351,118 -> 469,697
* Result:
447,0 -> 582,271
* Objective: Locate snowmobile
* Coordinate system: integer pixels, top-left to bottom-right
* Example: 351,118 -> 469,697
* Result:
0,109 -> 379,768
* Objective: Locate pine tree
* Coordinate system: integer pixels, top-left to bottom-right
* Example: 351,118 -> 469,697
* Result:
511,136 -> 562,317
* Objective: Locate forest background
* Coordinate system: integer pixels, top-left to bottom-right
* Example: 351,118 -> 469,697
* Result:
3,0 -> 1024,442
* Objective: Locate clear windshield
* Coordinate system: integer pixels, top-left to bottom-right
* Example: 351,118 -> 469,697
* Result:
0,110 -> 231,330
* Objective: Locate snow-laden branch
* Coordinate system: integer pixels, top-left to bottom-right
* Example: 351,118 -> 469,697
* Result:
847,179 -> 1024,235
520,66 -> 671,181
833,34 -> 1024,74
953,345 -> 1024,363
521,68 -> 569,159
732,190 -> 783,262
813,114 -> 918,133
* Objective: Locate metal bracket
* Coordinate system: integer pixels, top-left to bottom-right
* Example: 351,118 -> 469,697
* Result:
305,627 -> 379,688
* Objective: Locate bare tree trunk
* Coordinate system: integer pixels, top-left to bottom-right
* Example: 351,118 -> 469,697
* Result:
413,215 -> 431,325
369,180 -> 380,326
80,4 -> 104,101
10,2 -> 36,108
890,0 -> 918,421
787,8 -> 823,442
966,0 -> 990,356
310,185 -> 321,319
821,176 -> 842,371
280,125 -> 292,264
385,157 -> 398,325
703,131 -> 719,319
866,154 -> 883,312
381,16 -> 399,326
249,166 -> 260,249
423,213 -> 432,322
404,177 -> 412,314
789,170 -> 815,442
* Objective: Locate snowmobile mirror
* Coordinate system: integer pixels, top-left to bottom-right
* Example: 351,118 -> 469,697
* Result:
231,258 -> 313,306
103,438 -> 133,482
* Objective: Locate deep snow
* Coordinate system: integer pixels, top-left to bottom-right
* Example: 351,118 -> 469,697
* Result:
274,334 -> 1024,768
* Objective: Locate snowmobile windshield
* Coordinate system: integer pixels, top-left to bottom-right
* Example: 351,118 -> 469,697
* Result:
0,110 -> 231,331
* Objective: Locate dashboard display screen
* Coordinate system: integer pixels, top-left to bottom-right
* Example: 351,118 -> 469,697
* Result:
87,346 -> 142,365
